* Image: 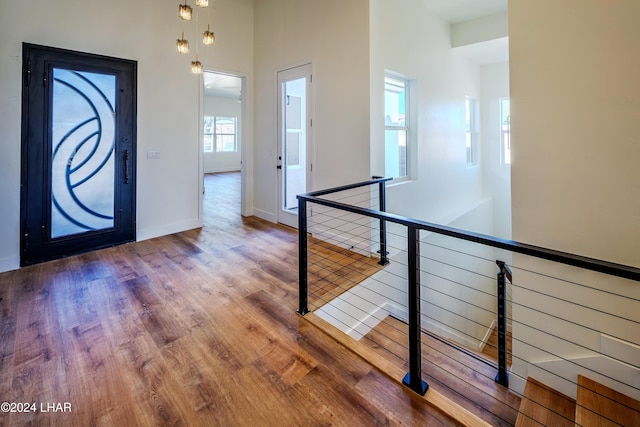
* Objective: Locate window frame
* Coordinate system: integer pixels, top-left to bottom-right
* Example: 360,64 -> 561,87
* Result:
384,72 -> 413,182
203,116 -> 238,153
500,98 -> 511,166
465,97 -> 479,167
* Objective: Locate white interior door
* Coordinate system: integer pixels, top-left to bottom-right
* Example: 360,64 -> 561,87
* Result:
277,63 -> 312,228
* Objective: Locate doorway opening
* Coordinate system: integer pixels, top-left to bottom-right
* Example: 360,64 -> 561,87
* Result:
201,71 -> 245,222
277,63 -> 313,228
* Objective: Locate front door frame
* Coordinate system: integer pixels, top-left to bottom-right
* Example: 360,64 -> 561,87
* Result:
20,43 -> 137,266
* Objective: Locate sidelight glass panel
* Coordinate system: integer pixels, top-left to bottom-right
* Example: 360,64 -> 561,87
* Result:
283,79 -> 306,210
51,68 -> 116,238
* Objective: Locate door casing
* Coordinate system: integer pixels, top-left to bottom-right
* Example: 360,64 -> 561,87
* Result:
276,63 -> 313,228
20,43 -> 137,266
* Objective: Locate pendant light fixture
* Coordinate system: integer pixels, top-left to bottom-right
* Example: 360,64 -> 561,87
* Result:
202,24 -> 215,46
175,0 -> 214,74
191,54 -> 203,74
176,32 -> 190,54
178,1 -> 193,20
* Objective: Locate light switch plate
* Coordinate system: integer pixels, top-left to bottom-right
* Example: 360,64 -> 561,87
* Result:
147,150 -> 160,160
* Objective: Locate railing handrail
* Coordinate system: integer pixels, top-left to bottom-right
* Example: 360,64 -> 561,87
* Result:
299,178 -> 640,408
301,176 -> 393,198
298,185 -> 640,283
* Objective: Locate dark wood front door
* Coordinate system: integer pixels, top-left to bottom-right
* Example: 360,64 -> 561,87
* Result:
21,44 -> 137,266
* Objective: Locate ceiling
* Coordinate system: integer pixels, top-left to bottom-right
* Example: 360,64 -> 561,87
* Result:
203,1 -> 508,99
425,0 -> 509,65
203,72 -> 243,99
454,37 -> 509,65
423,0 -> 507,24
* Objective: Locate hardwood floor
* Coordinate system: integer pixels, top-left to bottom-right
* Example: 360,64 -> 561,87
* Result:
360,316 -> 521,427
515,377 -> 575,427
0,172 -> 460,426
307,236 -> 384,312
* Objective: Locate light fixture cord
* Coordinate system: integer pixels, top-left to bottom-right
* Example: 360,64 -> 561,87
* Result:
196,10 -> 199,56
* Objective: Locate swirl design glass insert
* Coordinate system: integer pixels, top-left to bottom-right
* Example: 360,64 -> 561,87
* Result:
51,68 -> 116,238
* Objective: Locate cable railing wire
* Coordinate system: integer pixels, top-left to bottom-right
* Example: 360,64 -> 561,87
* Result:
306,211 -> 521,423
298,177 -> 640,426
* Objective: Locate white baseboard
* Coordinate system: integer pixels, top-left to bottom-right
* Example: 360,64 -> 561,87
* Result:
137,218 -> 202,242
0,255 -> 20,274
422,318 -> 482,351
205,168 -> 241,174
509,372 -> 527,396
253,208 -> 276,223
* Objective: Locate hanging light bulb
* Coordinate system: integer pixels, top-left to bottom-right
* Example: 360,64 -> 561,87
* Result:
196,0 -> 208,6
191,54 -> 203,74
179,2 -> 193,20
202,24 -> 215,45
176,32 -> 190,54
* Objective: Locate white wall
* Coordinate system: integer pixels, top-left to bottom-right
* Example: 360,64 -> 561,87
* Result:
203,95 -> 242,173
510,0 -> 640,266
370,0 -> 485,226
451,12 -> 508,48
509,0 -> 640,395
368,0 -> 505,351
481,62 -> 511,239
252,0 -> 371,223
0,0 -> 254,272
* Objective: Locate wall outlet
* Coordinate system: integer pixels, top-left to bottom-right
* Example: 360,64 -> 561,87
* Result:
147,150 -> 160,160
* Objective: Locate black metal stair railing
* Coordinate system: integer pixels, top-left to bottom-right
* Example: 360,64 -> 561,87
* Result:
495,260 -> 513,387
296,178 -> 640,399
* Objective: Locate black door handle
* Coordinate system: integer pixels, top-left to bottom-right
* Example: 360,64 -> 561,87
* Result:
124,150 -> 130,184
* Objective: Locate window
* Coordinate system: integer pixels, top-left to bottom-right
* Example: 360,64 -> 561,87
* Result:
384,74 -> 409,179
500,98 -> 511,165
465,97 -> 479,166
204,116 -> 237,153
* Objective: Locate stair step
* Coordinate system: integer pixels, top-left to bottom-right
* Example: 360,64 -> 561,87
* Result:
516,377 -> 576,427
576,375 -> 640,427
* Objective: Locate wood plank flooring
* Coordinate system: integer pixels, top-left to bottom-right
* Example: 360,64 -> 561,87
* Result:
575,375 -> 640,427
361,316 -> 522,427
0,172 -> 460,426
307,236 -> 383,311
515,377 -> 575,427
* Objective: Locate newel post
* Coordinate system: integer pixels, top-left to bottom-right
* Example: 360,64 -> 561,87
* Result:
495,260 -> 512,386
297,197 -> 309,316
403,226 -> 428,395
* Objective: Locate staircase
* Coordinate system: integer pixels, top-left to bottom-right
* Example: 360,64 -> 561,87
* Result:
516,375 -> 640,426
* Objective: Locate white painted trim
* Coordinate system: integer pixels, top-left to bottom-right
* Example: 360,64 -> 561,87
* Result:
478,318 -> 497,353
0,256 -> 20,274
422,318 -> 482,351
136,218 -> 201,242
528,354 -> 640,400
197,71 -> 205,230
509,373 -> 527,396
253,208 -> 276,224
204,167 -> 242,174
275,61 -> 314,227
201,67 -> 252,219
600,333 -> 640,368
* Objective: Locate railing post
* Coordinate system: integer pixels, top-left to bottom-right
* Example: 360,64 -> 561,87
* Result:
378,180 -> 389,266
403,226 -> 429,396
495,260 -> 512,386
297,197 -> 309,316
